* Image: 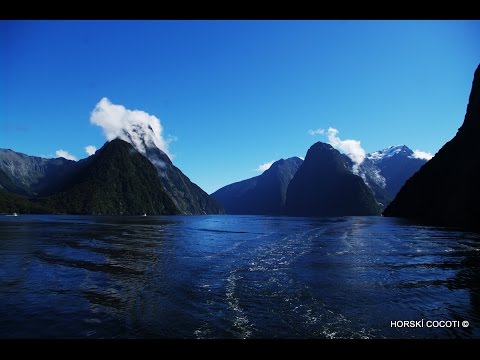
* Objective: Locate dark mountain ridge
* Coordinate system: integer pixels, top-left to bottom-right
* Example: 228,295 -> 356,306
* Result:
384,64 -> 480,231
285,142 -> 381,216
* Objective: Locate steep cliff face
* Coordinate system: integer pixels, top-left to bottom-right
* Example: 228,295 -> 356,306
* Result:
285,142 -> 381,217
212,157 -> 303,215
143,146 -> 223,215
384,64 -> 480,231
120,126 -> 223,215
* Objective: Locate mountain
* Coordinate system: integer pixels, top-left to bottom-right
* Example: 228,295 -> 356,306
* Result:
118,125 -> 223,215
1,124 -> 223,215
211,144 -> 425,215
365,145 -> 427,199
343,145 -> 428,210
144,146 -> 223,215
285,142 -> 381,216
0,168 -> 26,195
0,188 -> 52,214
384,64 -> 480,231
0,149 -> 75,196
42,139 -> 179,215
212,157 -> 303,215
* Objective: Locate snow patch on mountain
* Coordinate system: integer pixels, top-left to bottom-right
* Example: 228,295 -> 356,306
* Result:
367,145 -> 412,163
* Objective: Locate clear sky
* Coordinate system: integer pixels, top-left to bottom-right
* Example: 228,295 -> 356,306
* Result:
1,20 -> 480,194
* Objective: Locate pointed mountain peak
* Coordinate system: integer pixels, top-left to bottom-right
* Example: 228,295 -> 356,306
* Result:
459,63 -> 480,133
286,142 -> 380,216
367,145 -> 413,161
309,141 -> 335,152
43,138 -> 179,215
304,141 -> 346,168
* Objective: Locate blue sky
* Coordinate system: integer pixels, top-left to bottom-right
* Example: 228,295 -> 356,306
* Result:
1,20 -> 480,193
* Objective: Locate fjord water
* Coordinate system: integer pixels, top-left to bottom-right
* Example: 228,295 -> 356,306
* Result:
1,215 -> 479,339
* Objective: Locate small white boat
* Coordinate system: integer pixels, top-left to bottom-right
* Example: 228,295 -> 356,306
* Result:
6,212 -> 18,217
142,213 -> 147,217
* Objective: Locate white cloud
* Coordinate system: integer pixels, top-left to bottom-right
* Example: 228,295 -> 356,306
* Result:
412,149 -> 433,160
55,149 -> 77,161
90,97 -> 173,159
326,127 -> 366,165
85,145 -> 97,156
308,128 -> 325,136
256,161 -> 274,172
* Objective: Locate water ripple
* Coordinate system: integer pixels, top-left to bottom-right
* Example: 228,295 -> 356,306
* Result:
0,215 -> 479,338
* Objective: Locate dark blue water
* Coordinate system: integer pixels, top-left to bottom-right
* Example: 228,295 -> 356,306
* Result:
1,215 -> 479,339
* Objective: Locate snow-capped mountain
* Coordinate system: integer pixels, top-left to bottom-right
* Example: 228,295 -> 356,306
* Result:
367,145 -> 414,162
352,145 -> 428,208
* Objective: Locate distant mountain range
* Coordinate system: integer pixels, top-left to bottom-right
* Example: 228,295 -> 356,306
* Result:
212,157 -> 303,215
384,64 -> 480,231
0,149 -> 76,196
0,135 -> 427,217
213,143 -> 427,216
